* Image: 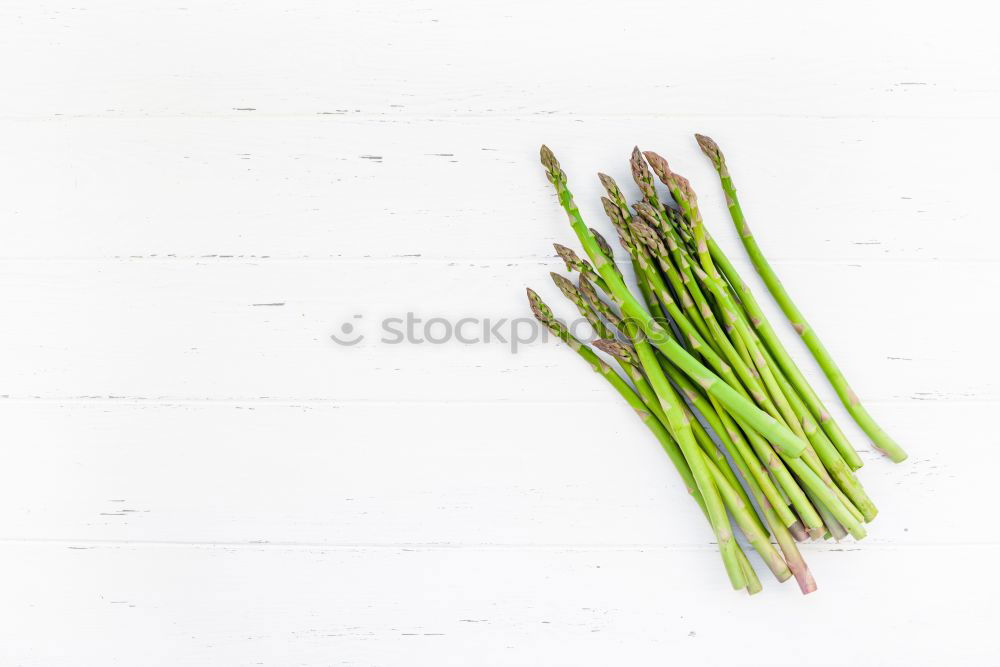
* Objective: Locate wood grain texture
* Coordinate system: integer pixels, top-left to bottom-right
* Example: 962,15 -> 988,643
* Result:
0,259 -> 993,401
0,401 -> 975,547
0,116 -> 993,261
3,0 -> 999,664
2,543 -> 998,666
2,1 -> 998,119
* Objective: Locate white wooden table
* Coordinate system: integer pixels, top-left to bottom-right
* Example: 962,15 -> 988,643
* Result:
2,1 -> 998,664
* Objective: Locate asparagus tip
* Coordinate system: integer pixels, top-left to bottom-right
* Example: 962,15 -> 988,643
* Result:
628,217 -> 661,253
632,200 -> 654,217
615,230 -> 635,256
589,227 -> 614,259
552,243 -> 579,272
694,133 -> 724,164
593,338 -> 637,366
539,145 -> 563,184
597,172 -> 617,193
539,144 -> 555,166
673,171 -> 694,197
642,150 -> 692,202
526,287 -> 550,324
577,273 -> 600,303
631,201 -> 661,231
629,147 -> 656,197
549,271 -> 577,299
642,150 -> 671,183
600,196 -> 619,221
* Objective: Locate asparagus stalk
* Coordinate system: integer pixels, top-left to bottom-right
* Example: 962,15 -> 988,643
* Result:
684,259 -> 869,523
527,289 -> 698,502
644,148 -> 866,471
573,247 -> 765,532
530,293 -> 768,591
596,339 -> 810,590
526,289 -> 751,590
647,343 -> 801,529
625,214 -> 847,533
668,367 -> 783,529
585,257 -> 788,547
699,231 -> 865,470
595,339 -> 772,550
539,145 -> 807,459
762,340 -> 878,521
693,134 -> 907,463
637,165 -> 872,537
630,215 -> 778,416
656,361 -> 817,590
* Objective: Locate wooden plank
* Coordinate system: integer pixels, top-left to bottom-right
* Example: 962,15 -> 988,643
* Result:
0,401 -> 976,547
0,116 -> 994,261
2,1 -> 997,119
0,258 -> 994,401
0,542 -> 996,665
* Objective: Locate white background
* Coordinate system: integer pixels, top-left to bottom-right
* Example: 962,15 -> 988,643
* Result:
2,1 -> 999,664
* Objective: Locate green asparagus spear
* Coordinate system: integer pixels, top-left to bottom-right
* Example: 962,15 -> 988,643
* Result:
527,289 -> 751,590
694,134 -> 907,463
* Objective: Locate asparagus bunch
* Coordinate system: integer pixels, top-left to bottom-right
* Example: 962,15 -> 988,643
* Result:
527,139 -> 906,595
